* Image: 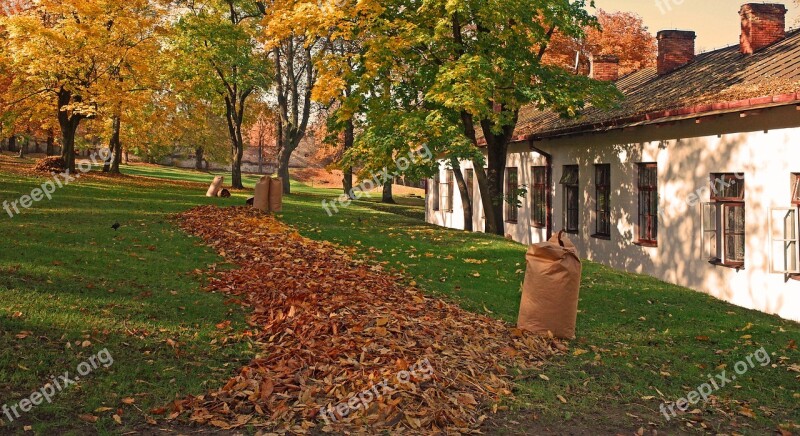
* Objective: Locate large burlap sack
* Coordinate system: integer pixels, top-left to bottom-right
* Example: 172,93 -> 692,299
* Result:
253,176 -> 270,212
206,176 -> 224,197
269,177 -> 283,212
517,231 -> 582,339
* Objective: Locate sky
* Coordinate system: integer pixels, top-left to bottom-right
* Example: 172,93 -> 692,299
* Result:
593,0 -> 800,52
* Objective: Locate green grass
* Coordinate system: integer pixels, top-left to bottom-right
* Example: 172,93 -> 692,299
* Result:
0,158 -> 256,434
1,158 -> 798,434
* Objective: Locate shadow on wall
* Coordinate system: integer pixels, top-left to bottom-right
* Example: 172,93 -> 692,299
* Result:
562,133 -> 785,314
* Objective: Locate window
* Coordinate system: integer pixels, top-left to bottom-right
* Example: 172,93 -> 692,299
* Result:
464,169 -> 474,205
702,173 -> 745,268
560,166 -> 579,234
441,170 -> 454,212
531,166 -> 547,228
505,167 -> 519,223
432,174 -> 440,211
637,163 -> 658,246
594,164 -> 611,238
792,173 -> 800,205
769,208 -> 800,274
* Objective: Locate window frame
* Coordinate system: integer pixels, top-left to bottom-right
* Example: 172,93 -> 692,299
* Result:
505,167 -> 519,223
768,207 -> 800,274
560,165 -> 579,234
443,169 -> 454,212
593,164 -> 611,239
637,163 -> 658,247
792,173 -> 800,206
531,166 -> 547,228
432,174 -> 440,212
710,173 -> 744,202
703,172 -> 746,269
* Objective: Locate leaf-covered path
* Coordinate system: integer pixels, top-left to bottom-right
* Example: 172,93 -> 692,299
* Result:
169,206 -> 559,434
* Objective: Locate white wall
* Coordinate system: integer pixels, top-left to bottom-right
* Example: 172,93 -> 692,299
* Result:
427,105 -> 800,321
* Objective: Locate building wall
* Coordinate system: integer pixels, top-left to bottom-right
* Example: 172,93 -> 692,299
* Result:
426,105 -> 800,321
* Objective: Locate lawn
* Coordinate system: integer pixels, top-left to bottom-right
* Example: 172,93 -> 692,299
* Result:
0,155 -> 797,434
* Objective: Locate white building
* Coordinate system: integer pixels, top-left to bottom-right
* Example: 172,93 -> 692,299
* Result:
426,3 -> 800,322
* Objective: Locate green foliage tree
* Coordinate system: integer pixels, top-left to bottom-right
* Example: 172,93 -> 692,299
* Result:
174,0 -> 269,188
324,0 -> 622,235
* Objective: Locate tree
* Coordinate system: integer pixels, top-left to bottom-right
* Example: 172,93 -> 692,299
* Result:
326,0 -> 621,235
257,0 -> 327,194
175,0 -> 269,188
544,9 -> 657,76
1,0 -> 163,172
244,102 -> 278,175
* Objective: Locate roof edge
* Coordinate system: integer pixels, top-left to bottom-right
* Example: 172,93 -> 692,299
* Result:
474,92 -> 800,146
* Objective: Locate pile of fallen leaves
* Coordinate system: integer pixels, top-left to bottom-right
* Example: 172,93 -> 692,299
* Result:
170,206 -> 560,434
32,156 -> 65,174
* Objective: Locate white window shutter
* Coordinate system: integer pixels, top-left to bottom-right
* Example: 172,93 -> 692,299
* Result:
702,203 -> 720,261
769,208 -> 800,274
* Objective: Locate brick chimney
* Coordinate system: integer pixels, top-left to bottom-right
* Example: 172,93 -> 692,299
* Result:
590,54 -> 620,81
740,3 -> 787,54
657,30 -> 696,75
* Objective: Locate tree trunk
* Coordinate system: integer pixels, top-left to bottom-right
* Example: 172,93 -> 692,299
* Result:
57,89 -> 82,173
382,180 -> 395,204
18,139 -> 24,158
46,131 -> 55,156
231,144 -> 244,189
485,141 -> 509,235
451,158 -> 473,232
109,117 -> 122,174
195,147 -> 205,170
8,135 -> 16,153
342,118 -> 355,199
277,146 -> 291,193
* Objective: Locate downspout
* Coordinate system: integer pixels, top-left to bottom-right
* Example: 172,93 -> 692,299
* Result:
529,141 -> 553,241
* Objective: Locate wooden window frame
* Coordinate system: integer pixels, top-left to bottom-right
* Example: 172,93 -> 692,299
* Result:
792,173 -> 800,206
636,163 -> 658,247
531,166 -> 547,228
443,169 -> 454,212
593,164 -> 611,239
560,165 -> 579,234
505,167 -> 519,223
710,173 -> 744,202
703,172 -> 745,269
432,174 -> 440,211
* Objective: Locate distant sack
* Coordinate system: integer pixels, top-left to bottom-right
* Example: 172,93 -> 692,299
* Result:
206,176 -> 224,197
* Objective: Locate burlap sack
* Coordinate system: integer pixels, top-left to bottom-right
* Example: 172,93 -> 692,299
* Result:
269,177 -> 283,212
517,231 -> 582,339
253,176 -> 270,212
206,176 -> 224,197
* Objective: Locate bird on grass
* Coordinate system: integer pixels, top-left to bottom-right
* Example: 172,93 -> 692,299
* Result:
111,222 -> 120,231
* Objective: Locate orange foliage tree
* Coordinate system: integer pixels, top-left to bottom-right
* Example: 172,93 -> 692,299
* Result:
544,9 -> 657,76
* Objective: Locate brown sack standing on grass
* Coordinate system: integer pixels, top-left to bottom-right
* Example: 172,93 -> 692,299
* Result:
206,176 -> 224,197
518,231 -> 582,339
253,176 -> 270,213
268,177 -> 283,212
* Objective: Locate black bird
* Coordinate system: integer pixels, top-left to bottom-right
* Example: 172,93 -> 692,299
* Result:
111,222 -> 120,231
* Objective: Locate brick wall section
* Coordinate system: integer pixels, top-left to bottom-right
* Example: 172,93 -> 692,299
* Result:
740,3 -> 787,55
590,54 -> 620,82
657,30 -> 696,76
